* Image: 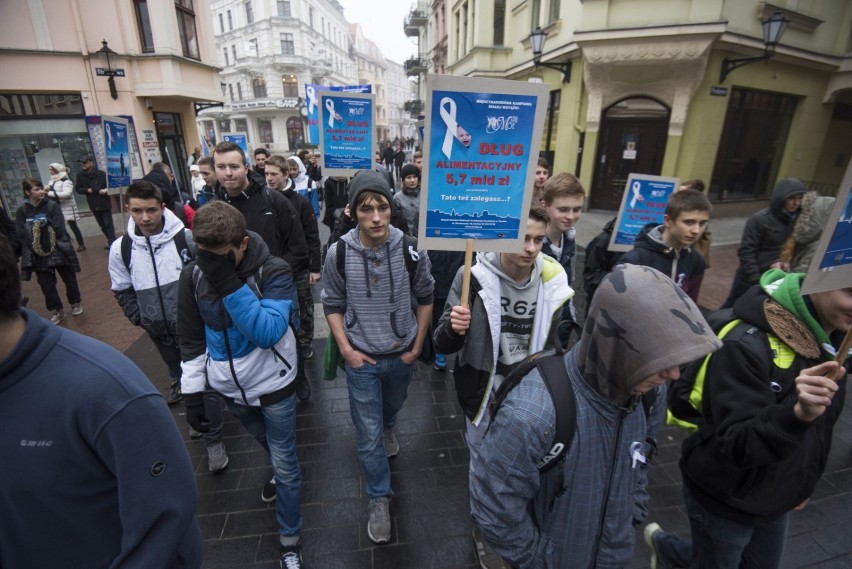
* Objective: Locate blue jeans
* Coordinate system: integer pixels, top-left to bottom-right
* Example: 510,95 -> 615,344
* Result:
226,395 -> 302,538
655,484 -> 789,569
346,357 -> 413,497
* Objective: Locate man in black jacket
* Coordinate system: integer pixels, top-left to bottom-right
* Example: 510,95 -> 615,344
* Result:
646,270 -> 849,569
75,155 -> 116,246
721,177 -> 805,308
212,142 -> 309,282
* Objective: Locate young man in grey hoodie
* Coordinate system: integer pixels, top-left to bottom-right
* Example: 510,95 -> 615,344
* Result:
470,264 -> 722,568
321,170 -> 434,545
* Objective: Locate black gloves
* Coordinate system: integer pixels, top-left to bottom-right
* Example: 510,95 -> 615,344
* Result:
184,392 -> 211,433
196,248 -> 242,296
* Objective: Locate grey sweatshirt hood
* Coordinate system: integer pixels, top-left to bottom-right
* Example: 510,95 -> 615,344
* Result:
770,177 -> 806,216
576,264 -> 722,405
340,225 -> 406,301
477,251 -> 542,290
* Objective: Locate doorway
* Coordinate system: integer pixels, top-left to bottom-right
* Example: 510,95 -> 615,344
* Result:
591,97 -> 670,210
154,112 -> 190,197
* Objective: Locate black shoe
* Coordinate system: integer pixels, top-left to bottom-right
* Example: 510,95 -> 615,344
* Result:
302,347 -> 314,360
280,541 -> 304,569
166,384 -> 182,405
262,477 -> 276,503
295,376 -> 311,402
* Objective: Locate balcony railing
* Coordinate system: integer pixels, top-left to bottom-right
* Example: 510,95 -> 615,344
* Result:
404,5 -> 428,36
404,56 -> 428,76
403,100 -> 424,115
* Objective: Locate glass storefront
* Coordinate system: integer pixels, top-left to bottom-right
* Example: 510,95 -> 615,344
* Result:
0,93 -> 93,214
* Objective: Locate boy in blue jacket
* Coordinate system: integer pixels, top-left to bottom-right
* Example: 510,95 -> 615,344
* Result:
176,201 -> 306,568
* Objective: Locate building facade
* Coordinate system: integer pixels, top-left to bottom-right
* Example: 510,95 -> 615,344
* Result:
419,0 -> 851,212
199,1 -> 419,156
0,0 -> 222,213
199,0 -> 357,153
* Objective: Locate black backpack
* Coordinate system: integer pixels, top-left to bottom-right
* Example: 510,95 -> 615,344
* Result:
489,324 -> 657,473
121,229 -> 194,271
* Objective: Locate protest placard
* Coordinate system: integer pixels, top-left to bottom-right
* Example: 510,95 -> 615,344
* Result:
304,84 -> 371,146
419,75 -> 548,252
608,173 -> 679,253
102,116 -> 131,188
802,161 -> 852,295
318,91 -> 375,177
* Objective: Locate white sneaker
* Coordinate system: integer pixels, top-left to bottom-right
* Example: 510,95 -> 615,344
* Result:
71,303 -> 83,316
49,310 -> 66,324
644,522 -> 662,569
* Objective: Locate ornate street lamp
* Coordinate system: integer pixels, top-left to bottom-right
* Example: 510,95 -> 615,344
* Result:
527,26 -> 571,83
719,10 -> 790,83
96,39 -> 119,99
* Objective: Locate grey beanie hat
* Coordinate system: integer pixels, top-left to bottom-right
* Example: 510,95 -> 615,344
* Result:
348,170 -> 393,207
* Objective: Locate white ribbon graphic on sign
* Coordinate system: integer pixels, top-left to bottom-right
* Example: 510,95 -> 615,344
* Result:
326,98 -> 336,128
306,85 -> 317,114
629,181 -> 644,209
440,97 -> 462,160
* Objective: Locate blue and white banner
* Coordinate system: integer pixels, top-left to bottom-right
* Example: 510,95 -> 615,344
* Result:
305,83 -> 371,146
419,75 -> 549,252
802,161 -> 852,295
318,92 -> 375,176
608,174 -> 679,253
103,116 -> 131,188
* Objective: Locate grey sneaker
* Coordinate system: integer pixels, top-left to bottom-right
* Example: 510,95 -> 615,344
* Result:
383,428 -> 399,458
188,426 -> 203,440
71,303 -> 83,316
48,309 -> 66,324
206,442 -> 229,472
262,477 -> 277,503
367,496 -> 391,544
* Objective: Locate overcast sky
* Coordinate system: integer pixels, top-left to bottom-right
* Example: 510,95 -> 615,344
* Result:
337,0 -> 419,64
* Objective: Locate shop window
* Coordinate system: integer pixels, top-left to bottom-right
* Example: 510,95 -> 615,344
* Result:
217,118 -> 231,133
235,119 -> 248,133
134,0 -> 155,53
203,121 -> 216,145
258,118 -> 273,143
710,88 -> 798,201
253,78 -> 267,99
175,0 -> 199,59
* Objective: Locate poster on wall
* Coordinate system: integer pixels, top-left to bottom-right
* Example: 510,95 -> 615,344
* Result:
140,128 -> 163,166
418,75 -> 549,252
102,116 -> 131,188
801,161 -> 852,295
222,133 -> 251,167
318,92 -> 375,177
607,173 -> 679,253
305,83 -> 371,146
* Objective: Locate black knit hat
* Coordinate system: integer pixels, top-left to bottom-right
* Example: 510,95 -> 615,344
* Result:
401,163 -> 420,182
